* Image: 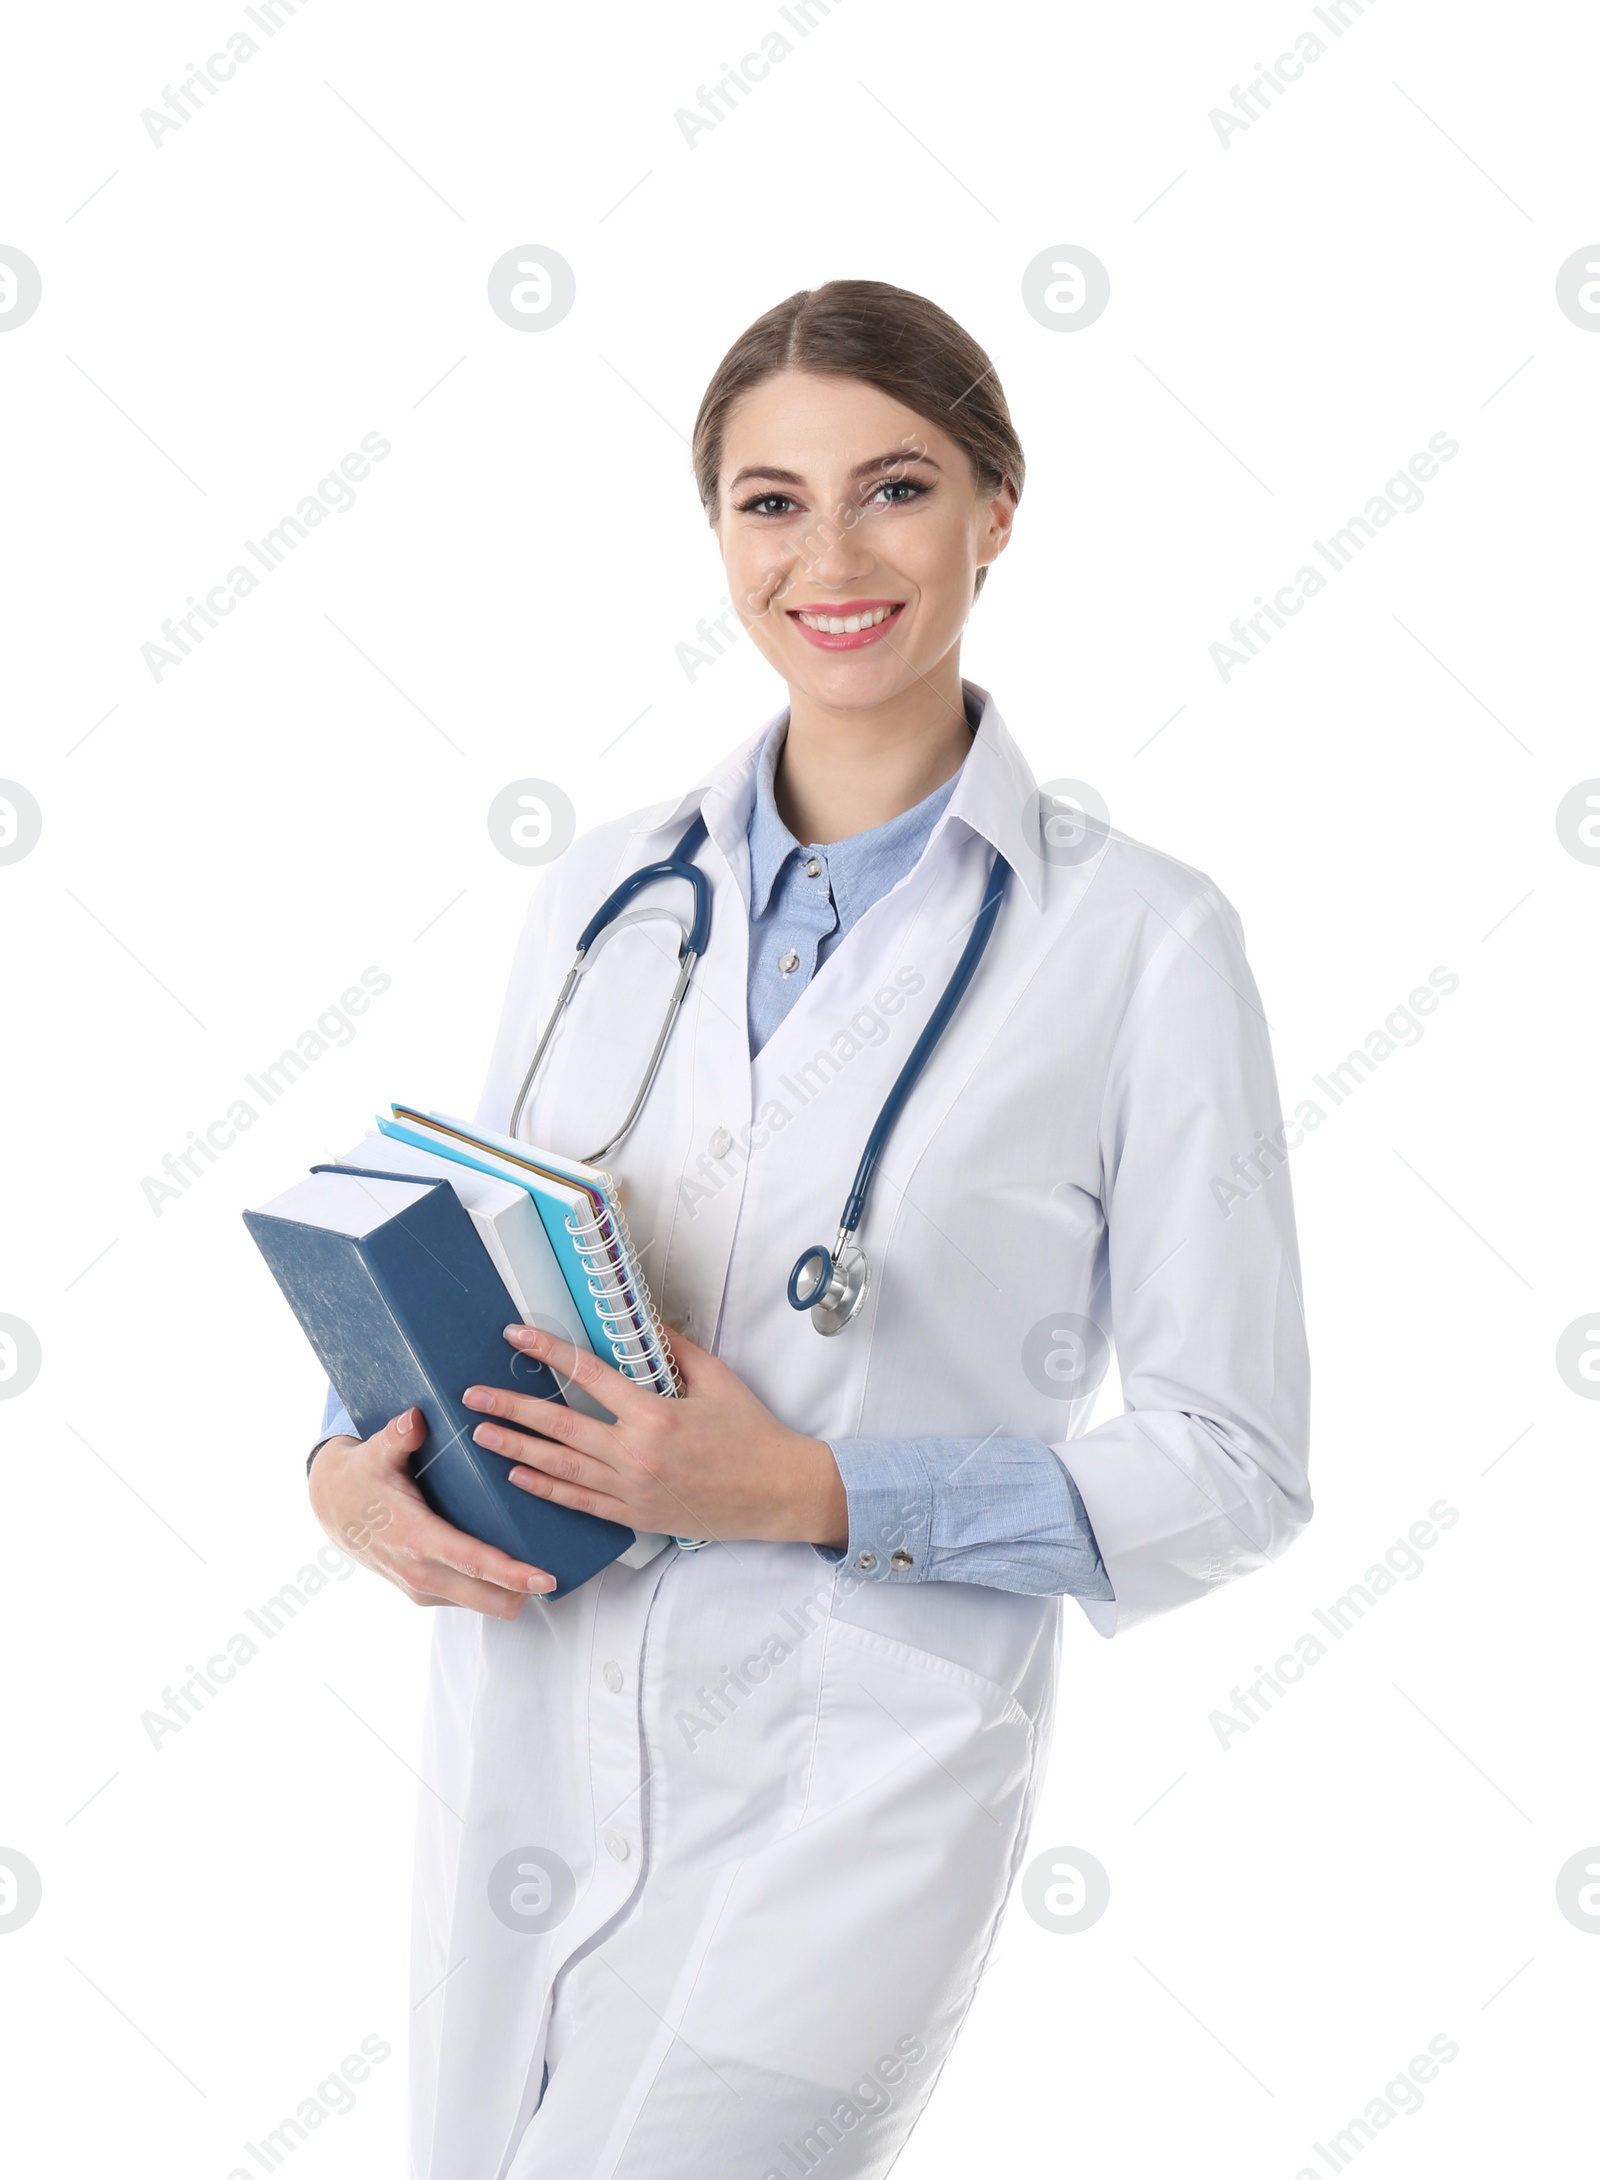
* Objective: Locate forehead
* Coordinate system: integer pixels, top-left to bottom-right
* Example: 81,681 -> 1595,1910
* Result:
720,369 -> 953,479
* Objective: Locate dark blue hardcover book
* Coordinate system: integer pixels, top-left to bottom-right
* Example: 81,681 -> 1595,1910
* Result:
244,1165 -> 637,1597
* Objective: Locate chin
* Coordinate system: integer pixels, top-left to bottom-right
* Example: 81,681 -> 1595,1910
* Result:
796,661 -> 915,708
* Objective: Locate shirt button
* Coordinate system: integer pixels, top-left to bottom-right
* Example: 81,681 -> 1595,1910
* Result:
604,1832 -> 630,1862
708,1126 -> 733,1160
855,1551 -> 876,1571
890,1549 -> 914,1571
602,1660 -> 624,1693
778,950 -> 800,976
804,857 -> 823,878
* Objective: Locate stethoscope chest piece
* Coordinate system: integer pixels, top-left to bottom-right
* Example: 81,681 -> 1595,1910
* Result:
788,1238 -> 870,1336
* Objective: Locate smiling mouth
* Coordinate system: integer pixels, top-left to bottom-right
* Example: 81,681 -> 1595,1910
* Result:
788,601 -> 905,650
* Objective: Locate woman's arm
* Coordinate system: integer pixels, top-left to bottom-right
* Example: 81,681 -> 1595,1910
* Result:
1054,883 -> 1313,1634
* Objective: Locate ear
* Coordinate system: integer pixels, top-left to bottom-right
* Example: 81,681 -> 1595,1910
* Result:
977,477 -> 1018,572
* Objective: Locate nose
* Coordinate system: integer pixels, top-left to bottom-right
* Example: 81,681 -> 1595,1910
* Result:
801,505 -> 877,590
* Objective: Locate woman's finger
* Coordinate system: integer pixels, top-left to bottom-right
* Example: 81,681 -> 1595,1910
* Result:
376,1556 -> 536,1619
387,1507 -> 556,1595
368,1406 -> 428,1471
506,1462 -> 642,1529
461,1382 -> 611,1458
503,1323 -> 654,1414
472,1420 -> 618,1500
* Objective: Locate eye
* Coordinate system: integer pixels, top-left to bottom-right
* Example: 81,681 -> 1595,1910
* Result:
736,492 -> 799,517
870,478 -> 930,507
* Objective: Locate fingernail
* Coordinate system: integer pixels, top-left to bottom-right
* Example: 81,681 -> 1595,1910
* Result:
462,1388 -> 490,1410
528,1573 -> 555,1592
505,1323 -> 539,1343
394,1410 -> 413,1435
473,1424 -> 501,1450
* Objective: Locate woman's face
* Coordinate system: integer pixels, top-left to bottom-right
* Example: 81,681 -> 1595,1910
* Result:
711,370 -> 1015,712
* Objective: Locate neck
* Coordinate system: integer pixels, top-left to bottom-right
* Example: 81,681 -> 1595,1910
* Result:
773,654 -> 972,845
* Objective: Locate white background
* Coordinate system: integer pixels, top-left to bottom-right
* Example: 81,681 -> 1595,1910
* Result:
1,1 -> 1595,2173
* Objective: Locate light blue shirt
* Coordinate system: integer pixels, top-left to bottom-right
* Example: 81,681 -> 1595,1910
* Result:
317,712 -> 1113,1602
745,723 -> 960,1059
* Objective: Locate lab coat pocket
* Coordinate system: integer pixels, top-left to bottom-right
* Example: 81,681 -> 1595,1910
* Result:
780,1618 -> 1039,2065
809,1619 -> 1034,1892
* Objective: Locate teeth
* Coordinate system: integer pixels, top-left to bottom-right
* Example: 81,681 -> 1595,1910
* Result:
797,605 -> 897,633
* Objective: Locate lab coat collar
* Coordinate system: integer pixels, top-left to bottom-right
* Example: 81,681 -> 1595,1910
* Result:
745,725 -> 796,920
626,680 -> 1047,910
939,680 -> 1047,910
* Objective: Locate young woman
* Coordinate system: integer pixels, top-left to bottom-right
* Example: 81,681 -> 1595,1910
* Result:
308,280 -> 1311,2179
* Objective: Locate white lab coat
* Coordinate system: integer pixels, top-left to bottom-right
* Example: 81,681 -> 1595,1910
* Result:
410,685 -> 1311,2178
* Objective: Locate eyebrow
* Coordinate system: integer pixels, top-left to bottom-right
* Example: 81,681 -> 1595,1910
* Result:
727,448 -> 943,490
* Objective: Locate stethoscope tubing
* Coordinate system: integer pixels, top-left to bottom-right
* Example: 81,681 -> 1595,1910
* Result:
576,815 -> 711,960
836,847 -> 1010,1239
509,804 -> 1011,1333
508,814 -> 710,1148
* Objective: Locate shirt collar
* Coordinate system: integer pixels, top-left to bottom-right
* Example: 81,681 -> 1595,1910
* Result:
627,679 -> 1051,912
744,723 -> 962,920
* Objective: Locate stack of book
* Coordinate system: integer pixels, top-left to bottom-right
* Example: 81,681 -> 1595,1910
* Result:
244,1107 -> 681,1595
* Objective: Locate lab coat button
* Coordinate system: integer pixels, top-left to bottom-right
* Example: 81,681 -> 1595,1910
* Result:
855,1551 -> 876,1571
604,1831 -> 630,1862
804,857 -> 823,878
602,1660 -> 624,1692
779,950 -> 800,976
890,1549 -> 913,1571
708,1127 -> 733,1159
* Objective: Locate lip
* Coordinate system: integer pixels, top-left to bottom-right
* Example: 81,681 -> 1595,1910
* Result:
787,600 -> 905,651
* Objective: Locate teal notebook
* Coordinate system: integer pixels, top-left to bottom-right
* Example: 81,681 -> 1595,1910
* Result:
376,1108 -> 680,1396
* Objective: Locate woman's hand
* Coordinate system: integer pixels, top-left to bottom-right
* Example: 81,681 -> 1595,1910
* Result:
308,1409 -> 557,1617
463,1325 -> 850,1551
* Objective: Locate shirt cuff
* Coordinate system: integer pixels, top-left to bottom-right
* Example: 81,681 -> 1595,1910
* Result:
816,1436 -> 1116,1599
319,1383 -> 356,1442
309,1384 -> 358,1473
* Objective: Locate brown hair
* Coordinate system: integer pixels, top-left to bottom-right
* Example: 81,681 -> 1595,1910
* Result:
691,279 -> 1023,596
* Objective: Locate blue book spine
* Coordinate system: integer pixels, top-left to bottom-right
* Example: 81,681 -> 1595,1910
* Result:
243,1179 -> 634,1597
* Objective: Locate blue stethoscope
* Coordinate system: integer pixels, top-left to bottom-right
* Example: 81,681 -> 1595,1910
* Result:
510,811 -> 1010,1335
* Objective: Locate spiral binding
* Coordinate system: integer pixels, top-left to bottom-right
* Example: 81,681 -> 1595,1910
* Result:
563,1190 -> 683,1398
564,1187 -> 702,1551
